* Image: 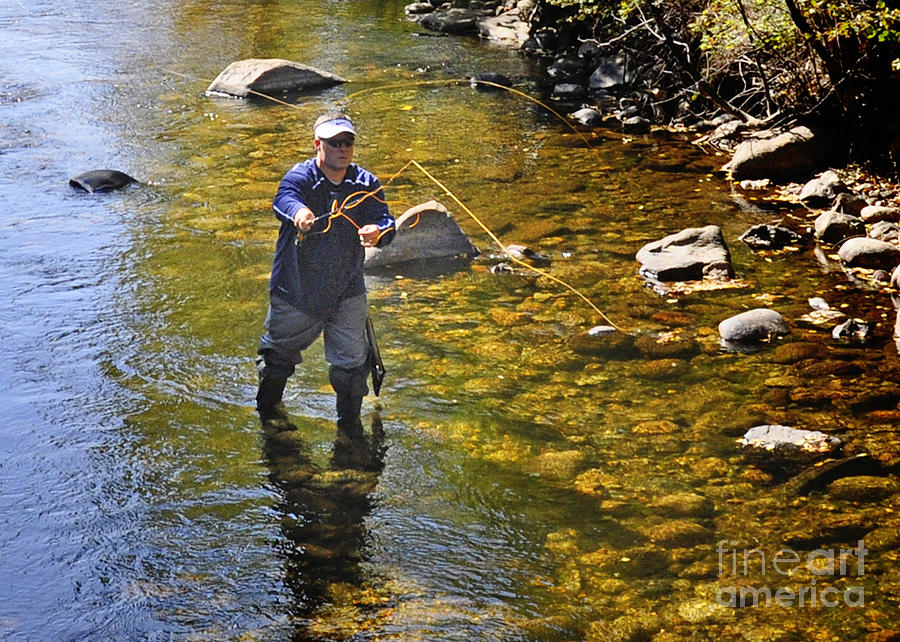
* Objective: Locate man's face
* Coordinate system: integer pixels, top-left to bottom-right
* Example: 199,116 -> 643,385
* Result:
315,134 -> 355,174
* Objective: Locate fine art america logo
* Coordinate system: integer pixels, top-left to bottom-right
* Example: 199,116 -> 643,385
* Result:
716,540 -> 867,607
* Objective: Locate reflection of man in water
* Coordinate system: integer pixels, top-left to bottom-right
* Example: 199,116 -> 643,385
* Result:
261,414 -> 385,635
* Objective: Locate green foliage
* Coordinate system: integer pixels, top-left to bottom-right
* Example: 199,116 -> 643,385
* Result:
542,0 -> 616,21
692,0 -> 798,67
803,0 -> 900,44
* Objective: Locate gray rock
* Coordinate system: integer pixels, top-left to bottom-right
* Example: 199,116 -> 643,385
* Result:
547,57 -> 584,80
404,2 -> 434,15
718,308 -> 789,344
833,192 -> 867,217
418,8 -> 478,33
364,200 -> 478,270
570,107 -> 603,126
740,424 -> 842,474
837,237 -> 900,270
588,56 -> 627,90
636,225 -> 732,282
622,116 -> 650,134
861,204 -> 900,223
814,210 -> 865,244
725,126 -> 830,182
868,221 -> 900,243
206,58 -> 346,98
799,170 -> 847,208
832,318 -> 869,344
552,83 -> 586,100
738,224 -> 802,250
477,10 -> 530,46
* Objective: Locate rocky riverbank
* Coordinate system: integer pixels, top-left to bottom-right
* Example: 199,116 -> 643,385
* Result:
407,0 -> 900,504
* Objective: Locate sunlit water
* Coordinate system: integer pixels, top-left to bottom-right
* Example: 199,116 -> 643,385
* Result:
2,1 -> 899,640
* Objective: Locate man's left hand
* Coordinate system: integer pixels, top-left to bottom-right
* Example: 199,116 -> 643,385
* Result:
358,224 -> 380,248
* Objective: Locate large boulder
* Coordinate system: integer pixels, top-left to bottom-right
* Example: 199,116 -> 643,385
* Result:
725,126 -> 831,182
636,225 -> 732,282
206,59 -> 347,98
364,200 -> 479,270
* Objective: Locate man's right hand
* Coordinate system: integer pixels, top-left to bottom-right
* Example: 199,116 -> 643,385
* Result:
293,207 -> 315,232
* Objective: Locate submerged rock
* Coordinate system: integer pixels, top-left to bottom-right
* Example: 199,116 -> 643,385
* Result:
528,449 -> 586,481
782,454 -> 882,495
634,330 -> 700,359
782,512 -> 875,547
650,492 -> 715,518
827,475 -> 900,502
865,525 -> 900,551
469,72 -> 513,91
568,325 -> 639,359
644,519 -> 712,547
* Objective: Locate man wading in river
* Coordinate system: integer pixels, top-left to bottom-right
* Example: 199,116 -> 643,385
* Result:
255,112 -> 395,439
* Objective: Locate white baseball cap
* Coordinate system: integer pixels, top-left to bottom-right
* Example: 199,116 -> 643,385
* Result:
314,114 -> 356,140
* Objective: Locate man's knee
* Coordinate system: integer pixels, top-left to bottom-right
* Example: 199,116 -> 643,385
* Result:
256,349 -> 296,380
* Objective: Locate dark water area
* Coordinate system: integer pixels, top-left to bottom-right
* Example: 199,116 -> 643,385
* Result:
2,0 -> 899,640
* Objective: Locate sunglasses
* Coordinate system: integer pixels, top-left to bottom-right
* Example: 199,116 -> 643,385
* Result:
321,137 -> 355,148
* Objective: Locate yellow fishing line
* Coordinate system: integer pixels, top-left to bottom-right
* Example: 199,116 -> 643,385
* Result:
396,160 -> 623,330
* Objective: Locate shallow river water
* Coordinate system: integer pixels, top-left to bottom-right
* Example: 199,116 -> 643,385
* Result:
2,0 -> 900,640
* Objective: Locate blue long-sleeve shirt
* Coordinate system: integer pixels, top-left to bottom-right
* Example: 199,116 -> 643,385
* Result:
269,159 -> 395,319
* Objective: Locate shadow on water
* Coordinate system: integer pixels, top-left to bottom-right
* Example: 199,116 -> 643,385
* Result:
260,414 -> 386,641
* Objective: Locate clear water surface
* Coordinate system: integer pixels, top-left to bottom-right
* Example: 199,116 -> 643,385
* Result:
2,0 -> 899,640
